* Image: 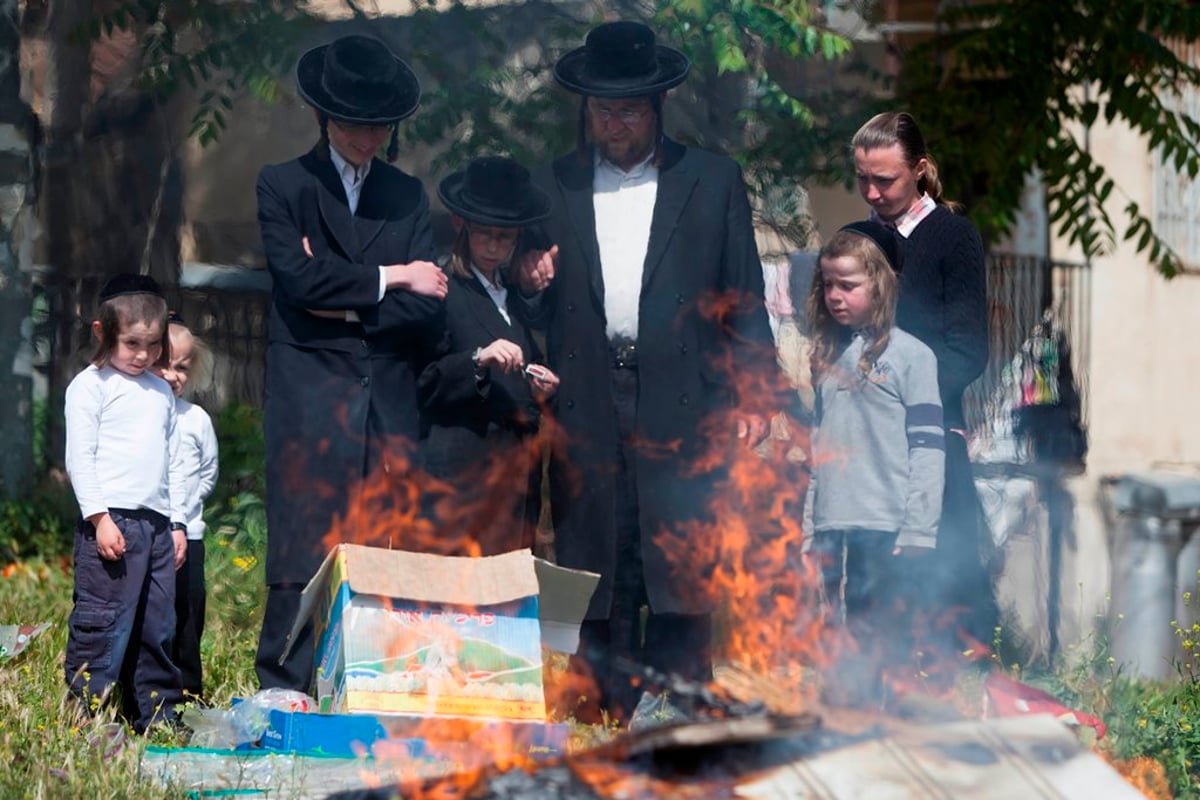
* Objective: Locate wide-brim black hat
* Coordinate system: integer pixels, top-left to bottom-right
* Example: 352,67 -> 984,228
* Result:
554,21 -> 690,98
296,34 -> 421,124
438,156 -> 552,227
840,220 -> 904,274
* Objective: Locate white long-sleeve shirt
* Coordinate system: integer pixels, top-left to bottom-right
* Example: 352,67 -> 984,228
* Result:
65,364 -> 186,524
172,398 -> 219,540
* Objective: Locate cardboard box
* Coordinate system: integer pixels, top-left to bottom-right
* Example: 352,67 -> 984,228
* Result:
245,706 -> 569,762
284,545 -> 598,721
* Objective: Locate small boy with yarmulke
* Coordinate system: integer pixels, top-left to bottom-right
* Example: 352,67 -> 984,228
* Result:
63,273 -> 186,732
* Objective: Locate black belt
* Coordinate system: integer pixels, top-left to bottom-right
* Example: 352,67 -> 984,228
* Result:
610,337 -> 637,369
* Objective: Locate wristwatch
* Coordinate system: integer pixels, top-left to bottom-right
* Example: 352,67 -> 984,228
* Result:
471,347 -> 483,369
170,522 -> 187,533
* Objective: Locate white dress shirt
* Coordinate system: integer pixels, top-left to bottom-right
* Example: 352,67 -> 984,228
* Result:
593,152 -> 658,339
329,145 -> 372,215
65,364 -> 186,524
328,145 -> 387,313
471,264 -> 511,325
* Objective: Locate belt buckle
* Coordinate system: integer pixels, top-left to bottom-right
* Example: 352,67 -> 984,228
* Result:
612,340 -> 637,369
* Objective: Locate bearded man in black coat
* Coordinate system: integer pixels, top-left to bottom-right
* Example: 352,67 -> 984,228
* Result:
254,35 -> 448,691
515,21 -> 779,719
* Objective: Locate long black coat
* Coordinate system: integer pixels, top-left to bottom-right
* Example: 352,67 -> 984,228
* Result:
530,140 -> 777,618
257,148 -> 443,585
416,270 -> 544,555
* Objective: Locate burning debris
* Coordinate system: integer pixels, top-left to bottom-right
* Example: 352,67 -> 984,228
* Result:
318,711 -> 1138,800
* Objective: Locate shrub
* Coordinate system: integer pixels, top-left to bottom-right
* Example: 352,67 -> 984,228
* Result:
0,475 -> 76,563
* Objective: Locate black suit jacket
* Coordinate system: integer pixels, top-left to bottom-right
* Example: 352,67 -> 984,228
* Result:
257,148 -> 444,583
530,140 -> 778,617
416,270 -> 544,554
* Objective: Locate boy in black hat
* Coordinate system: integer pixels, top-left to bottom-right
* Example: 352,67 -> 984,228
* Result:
417,156 -> 559,556
514,21 -> 780,720
254,34 -> 448,691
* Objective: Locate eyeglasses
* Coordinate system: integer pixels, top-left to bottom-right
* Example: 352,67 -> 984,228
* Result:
466,225 -> 520,248
329,119 -> 394,136
588,105 -> 651,126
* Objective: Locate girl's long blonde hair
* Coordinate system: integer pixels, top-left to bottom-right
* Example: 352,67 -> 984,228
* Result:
805,230 -> 899,381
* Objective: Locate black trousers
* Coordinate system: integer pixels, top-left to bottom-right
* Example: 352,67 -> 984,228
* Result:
255,583 -> 314,693
173,539 -> 206,698
256,396 -> 390,694
575,366 -> 712,722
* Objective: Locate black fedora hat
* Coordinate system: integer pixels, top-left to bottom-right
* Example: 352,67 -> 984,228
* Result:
438,157 -> 552,228
839,220 -> 904,274
296,35 -> 421,125
554,21 -> 690,98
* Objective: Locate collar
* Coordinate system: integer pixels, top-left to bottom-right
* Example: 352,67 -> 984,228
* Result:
873,193 -> 936,238
328,145 -> 372,185
595,148 -> 656,180
470,263 -> 506,291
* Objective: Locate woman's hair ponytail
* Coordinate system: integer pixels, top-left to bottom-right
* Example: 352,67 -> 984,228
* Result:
852,111 -> 960,211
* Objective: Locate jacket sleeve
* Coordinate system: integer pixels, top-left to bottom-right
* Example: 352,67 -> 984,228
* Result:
366,188 -> 446,336
719,163 -> 783,415
896,345 -> 946,549
938,221 -> 989,407
418,348 -> 490,413
256,164 -> 383,311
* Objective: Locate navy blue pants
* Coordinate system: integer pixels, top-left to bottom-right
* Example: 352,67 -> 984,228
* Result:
65,509 -> 184,733
810,530 -> 899,627
810,530 -> 901,708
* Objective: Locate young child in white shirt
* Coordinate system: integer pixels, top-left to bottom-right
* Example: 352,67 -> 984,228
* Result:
155,313 -> 218,700
63,273 -> 187,733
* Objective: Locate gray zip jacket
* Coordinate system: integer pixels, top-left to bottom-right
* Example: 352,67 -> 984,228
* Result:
804,327 -> 945,548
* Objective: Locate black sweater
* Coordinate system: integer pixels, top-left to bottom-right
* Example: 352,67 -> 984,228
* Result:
895,205 -> 988,428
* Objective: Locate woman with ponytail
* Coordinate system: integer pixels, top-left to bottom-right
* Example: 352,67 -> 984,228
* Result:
851,111 -> 995,645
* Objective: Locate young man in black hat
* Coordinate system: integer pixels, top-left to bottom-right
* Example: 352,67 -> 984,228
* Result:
254,34 -> 449,691
515,21 -> 779,719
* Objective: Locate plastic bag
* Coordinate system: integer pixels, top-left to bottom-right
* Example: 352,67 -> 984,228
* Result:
628,691 -> 689,732
182,688 -> 316,748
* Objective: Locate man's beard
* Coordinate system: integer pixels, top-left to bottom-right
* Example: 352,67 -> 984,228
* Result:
598,137 -> 654,167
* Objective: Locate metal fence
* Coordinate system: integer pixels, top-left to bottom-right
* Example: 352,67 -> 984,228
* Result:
170,286 -> 270,409
964,252 -> 1092,444
33,251 -> 1091,440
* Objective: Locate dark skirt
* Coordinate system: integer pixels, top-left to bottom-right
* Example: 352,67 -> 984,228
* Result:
929,431 -> 998,644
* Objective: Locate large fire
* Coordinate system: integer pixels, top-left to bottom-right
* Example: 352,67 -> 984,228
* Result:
273,289 -> 1131,799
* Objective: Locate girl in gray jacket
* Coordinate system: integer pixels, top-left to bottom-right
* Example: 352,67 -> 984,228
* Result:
802,221 -> 945,705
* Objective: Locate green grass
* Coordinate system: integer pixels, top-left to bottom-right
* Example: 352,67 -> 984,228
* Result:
6,547 -> 1198,798
0,395 -> 1194,797
0,528 -> 265,799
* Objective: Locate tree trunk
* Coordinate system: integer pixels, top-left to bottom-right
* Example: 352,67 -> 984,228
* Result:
41,0 -> 92,470
0,0 -> 36,498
